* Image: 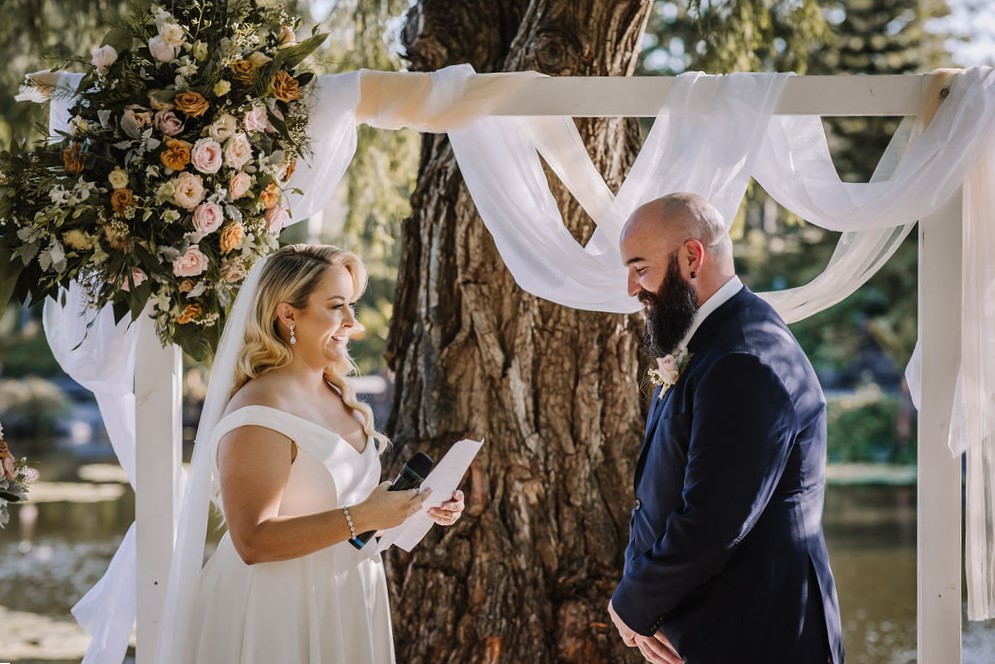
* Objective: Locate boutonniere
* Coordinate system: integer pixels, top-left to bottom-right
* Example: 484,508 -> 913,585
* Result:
647,349 -> 693,399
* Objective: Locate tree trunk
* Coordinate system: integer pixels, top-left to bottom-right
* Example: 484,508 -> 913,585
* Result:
385,1 -> 652,662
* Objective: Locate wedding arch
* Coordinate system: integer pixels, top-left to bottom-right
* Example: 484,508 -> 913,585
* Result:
33,65 -> 995,664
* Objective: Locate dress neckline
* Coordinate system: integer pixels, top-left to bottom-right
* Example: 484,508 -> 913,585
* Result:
220,404 -> 372,456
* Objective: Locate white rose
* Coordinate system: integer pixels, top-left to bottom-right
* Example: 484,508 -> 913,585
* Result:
159,22 -> 186,49
208,114 -> 238,142
148,36 -> 178,63
91,45 -> 118,76
223,134 -> 253,170
108,168 -> 129,190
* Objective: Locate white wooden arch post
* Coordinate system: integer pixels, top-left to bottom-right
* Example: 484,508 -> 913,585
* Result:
134,75 -> 963,663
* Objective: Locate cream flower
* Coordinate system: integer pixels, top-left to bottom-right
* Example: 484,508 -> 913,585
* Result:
159,22 -> 186,48
108,168 -> 129,190
213,80 -> 231,97
172,172 -> 205,210
223,134 -> 253,170
207,114 -> 238,143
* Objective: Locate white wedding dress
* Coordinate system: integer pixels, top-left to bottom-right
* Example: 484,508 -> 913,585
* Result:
185,405 -> 395,663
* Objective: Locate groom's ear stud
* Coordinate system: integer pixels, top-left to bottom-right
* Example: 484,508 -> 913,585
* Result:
690,271 -> 697,279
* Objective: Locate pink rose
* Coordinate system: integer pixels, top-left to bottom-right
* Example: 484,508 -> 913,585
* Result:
148,36 -> 178,63
155,110 -> 185,137
172,245 -> 208,277
264,206 -> 289,233
228,172 -> 252,200
172,172 -> 205,210
120,268 -> 148,292
192,202 -> 224,235
243,106 -> 271,133
91,45 -> 118,76
223,134 -> 252,170
657,355 -> 680,385
190,138 -> 223,174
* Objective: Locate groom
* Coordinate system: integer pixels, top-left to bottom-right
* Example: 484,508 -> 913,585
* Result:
608,193 -> 844,664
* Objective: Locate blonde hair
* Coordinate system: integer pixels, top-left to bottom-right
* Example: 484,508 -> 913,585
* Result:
232,244 -> 389,453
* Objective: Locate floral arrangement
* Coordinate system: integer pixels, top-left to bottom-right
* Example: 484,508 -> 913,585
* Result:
0,421 -> 36,529
0,0 -> 326,360
647,349 -> 693,399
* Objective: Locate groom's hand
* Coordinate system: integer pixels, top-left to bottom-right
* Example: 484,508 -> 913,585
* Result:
608,600 -> 683,664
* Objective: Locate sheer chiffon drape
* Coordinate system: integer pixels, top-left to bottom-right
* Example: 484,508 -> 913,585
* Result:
38,65 -> 995,661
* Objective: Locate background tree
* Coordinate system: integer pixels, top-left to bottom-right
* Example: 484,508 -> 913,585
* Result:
382,1 -> 852,662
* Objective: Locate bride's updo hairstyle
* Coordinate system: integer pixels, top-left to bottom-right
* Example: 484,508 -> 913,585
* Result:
232,244 -> 388,453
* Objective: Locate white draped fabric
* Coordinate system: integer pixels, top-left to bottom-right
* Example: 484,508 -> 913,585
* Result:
36,64 -> 995,660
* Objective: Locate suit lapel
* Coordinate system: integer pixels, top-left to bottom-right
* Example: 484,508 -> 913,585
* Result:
631,289 -> 755,489
633,385 -> 673,487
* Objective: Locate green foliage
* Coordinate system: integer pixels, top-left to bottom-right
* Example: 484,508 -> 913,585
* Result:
0,306 -> 64,378
300,0 -> 420,376
638,0 -> 829,76
826,383 -> 915,463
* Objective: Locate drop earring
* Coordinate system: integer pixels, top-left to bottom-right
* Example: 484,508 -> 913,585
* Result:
289,322 -> 297,345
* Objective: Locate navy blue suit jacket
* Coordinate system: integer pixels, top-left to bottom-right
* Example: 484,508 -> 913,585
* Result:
612,287 -> 844,664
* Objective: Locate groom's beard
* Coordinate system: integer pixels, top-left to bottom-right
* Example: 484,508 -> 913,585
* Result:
639,254 -> 698,358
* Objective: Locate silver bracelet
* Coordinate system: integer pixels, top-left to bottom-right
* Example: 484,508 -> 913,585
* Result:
343,505 -> 357,539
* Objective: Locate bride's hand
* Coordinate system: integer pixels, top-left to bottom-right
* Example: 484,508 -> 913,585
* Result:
352,481 -> 431,531
428,490 -> 464,527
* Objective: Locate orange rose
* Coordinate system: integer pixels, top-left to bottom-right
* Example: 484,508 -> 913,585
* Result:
231,59 -> 257,84
110,188 -> 134,214
63,142 -> 86,173
271,70 -> 301,103
219,222 -> 245,255
160,138 -> 191,171
177,303 -> 202,324
259,182 -> 280,209
174,91 -> 209,117
178,279 -> 195,294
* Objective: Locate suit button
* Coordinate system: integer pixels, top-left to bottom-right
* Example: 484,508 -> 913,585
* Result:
634,499 -> 642,510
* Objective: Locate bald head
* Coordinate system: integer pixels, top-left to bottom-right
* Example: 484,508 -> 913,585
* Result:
623,193 -> 731,256
620,193 -> 736,305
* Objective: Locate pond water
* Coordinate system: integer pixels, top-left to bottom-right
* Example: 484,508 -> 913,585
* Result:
1,463 -> 994,662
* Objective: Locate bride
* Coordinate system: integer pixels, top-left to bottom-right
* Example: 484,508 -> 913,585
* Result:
158,244 -> 465,663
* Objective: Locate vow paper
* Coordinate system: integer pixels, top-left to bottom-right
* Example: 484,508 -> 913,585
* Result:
374,438 -> 482,554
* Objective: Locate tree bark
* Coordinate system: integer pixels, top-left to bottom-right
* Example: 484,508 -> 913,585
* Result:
385,1 -> 652,662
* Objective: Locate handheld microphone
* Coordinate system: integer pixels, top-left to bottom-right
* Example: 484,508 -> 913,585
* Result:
349,451 -> 434,550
